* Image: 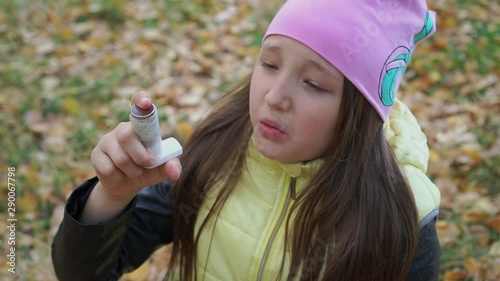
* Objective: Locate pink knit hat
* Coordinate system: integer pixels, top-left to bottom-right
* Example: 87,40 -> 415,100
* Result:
263,0 -> 436,121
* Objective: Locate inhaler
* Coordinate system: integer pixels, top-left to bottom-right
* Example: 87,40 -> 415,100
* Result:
129,104 -> 183,169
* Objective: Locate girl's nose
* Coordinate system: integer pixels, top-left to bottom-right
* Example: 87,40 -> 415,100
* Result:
264,76 -> 292,111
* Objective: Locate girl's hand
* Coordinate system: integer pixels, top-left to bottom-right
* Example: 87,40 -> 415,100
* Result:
90,91 -> 182,204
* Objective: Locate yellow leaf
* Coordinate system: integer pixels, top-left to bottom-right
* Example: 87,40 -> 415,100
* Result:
429,71 -> 442,83
429,149 -> 440,161
443,269 -> 468,281
102,54 -> 121,66
24,163 -> 41,186
463,149 -> 485,166
63,97 -> 81,114
122,261 -> 150,281
177,121 -> 193,140
464,258 -> 479,275
441,17 -> 456,29
199,30 -> 214,41
433,37 -> 449,50
19,192 -> 39,213
60,27 -> 74,40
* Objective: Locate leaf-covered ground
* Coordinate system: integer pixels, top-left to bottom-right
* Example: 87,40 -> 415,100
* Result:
0,0 -> 498,280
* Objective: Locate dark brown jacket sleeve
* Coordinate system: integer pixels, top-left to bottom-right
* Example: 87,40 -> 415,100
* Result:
407,212 -> 441,281
51,177 -> 174,281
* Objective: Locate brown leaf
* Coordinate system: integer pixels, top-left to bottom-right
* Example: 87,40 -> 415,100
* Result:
486,216 -> 500,232
443,269 -> 468,281
436,220 -> 459,247
24,110 -> 50,136
469,225 -> 490,247
463,258 -> 479,276
434,177 -> 458,206
464,211 -> 490,224
121,261 -> 150,281
19,192 -> 39,213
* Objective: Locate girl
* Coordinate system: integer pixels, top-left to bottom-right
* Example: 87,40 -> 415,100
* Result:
52,0 -> 441,280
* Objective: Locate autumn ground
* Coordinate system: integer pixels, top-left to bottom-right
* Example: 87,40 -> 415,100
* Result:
0,0 -> 498,280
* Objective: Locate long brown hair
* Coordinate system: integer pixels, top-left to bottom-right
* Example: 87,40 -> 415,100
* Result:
168,76 -> 419,281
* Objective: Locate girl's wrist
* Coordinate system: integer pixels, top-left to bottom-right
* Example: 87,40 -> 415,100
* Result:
79,182 -> 135,224
94,181 -> 136,206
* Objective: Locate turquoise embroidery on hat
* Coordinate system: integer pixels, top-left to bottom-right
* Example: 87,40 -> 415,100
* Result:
414,12 -> 435,42
378,11 -> 435,107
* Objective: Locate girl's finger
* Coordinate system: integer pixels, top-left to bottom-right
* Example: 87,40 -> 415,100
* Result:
160,158 -> 182,181
135,158 -> 182,187
91,146 -> 126,184
115,123 -> 154,167
104,136 -> 143,179
130,91 -> 152,109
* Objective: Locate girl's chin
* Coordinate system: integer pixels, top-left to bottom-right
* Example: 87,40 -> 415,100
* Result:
254,136 -> 321,163
254,138 -> 292,162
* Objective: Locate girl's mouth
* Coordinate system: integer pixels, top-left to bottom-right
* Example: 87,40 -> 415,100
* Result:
259,119 -> 286,140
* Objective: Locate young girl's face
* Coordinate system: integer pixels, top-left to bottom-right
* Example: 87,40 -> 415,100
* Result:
250,35 -> 345,163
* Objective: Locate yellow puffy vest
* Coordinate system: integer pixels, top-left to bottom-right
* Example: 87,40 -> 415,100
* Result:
193,99 -> 440,280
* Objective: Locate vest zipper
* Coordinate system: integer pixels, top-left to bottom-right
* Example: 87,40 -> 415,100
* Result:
256,177 -> 297,281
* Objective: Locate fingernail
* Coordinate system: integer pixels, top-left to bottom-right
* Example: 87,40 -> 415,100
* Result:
141,97 -> 150,105
145,159 -> 154,167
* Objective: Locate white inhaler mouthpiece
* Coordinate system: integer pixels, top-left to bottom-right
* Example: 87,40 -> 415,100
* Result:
129,104 -> 183,169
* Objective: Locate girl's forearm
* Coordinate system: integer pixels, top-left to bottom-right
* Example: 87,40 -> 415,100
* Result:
79,181 -> 134,224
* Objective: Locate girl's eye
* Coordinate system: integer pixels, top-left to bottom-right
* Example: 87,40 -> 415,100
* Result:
306,81 -> 328,93
260,61 -> 278,70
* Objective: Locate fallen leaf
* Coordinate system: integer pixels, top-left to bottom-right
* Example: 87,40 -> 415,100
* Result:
122,261 -> 150,281
177,121 -> 193,141
464,211 -> 490,224
489,241 -> 500,256
19,192 -> 39,213
443,269 -> 468,281
436,220 -> 459,247
468,224 -> 490,247
463,258 -> 479,276
486,216 -> 500,232
63,97 -> 82,114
